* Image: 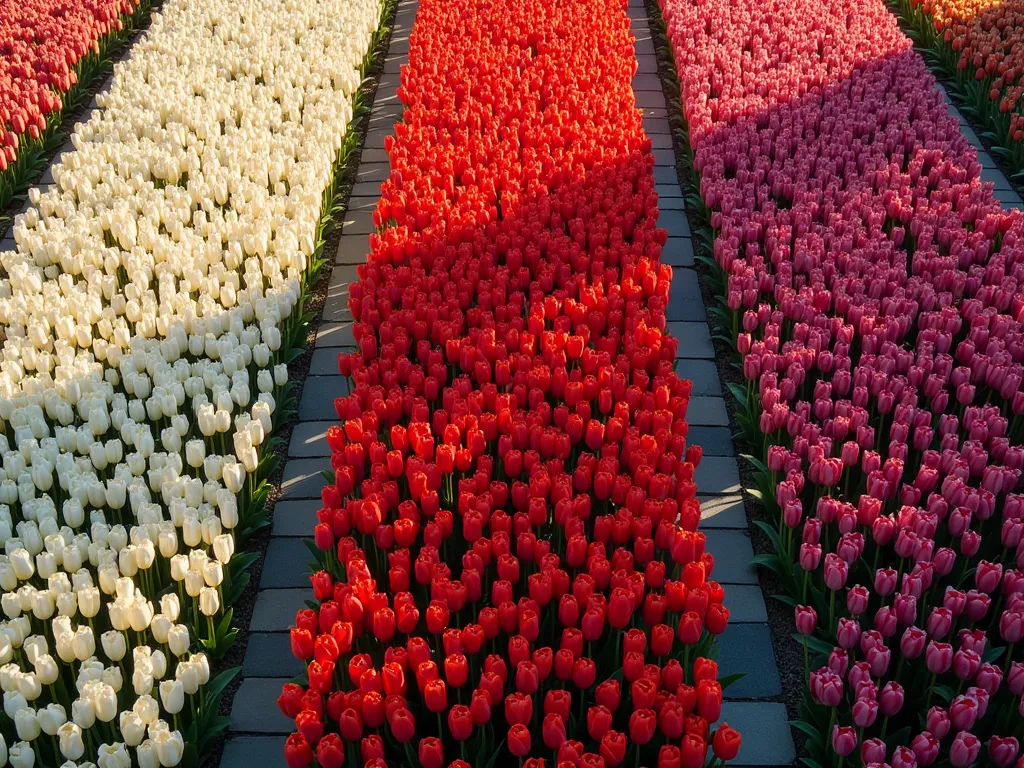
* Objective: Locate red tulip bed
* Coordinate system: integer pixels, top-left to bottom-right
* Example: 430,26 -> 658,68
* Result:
890,0 -> 1024,182
655,0 -> 1024,763
278,0 -> 746,766
0,0 -> 150,210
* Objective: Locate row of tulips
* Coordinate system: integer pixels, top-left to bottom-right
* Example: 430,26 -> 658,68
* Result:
0,0 -> 152,213
0,0 -> 389,765
891,0 -> 1024,181
279,0 -> 745,767
654,0 -> 1024,764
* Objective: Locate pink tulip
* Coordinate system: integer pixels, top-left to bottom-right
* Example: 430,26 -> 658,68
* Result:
831,725 -> 857,757
950,732 -> 981,767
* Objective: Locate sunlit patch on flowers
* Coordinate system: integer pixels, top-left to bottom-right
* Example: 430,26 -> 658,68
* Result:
280,0 -> 744,767
657,0 -> 1024,762
0,0 -> 385,764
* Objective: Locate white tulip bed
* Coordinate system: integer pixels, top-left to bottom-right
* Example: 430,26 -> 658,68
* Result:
0,0 -> 387,764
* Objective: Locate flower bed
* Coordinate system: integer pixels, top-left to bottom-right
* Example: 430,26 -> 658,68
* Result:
656,0 -> 1024,762
0,0 -> 386,764
892,0 -> 1024,181
0,0 -> 153,213
279,0 -> 744,766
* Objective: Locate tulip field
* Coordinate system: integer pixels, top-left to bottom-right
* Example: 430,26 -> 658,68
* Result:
0,0 -> 155,214
1,0 -> 1023,762
894,0 -> 1024,179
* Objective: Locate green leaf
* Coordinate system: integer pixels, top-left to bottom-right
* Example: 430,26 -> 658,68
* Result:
750,553 -> 786,577
983,645 -> 1006,664
800,758 -> 828,768
791,632 -> 834,656
320,469 -> 336,484
726,381 -> 751,410
481,740 -> 505,768
788,719 -> 825,747
718,671 -> 746,690
772,593 -> 798,608
740,452 -> 770,476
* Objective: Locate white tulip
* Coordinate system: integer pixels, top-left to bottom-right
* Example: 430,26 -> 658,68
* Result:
14,708 -> 40,741
119,710 -> 146,746
38,703 -> 67,736
101,632 -> 126,663
152,728 -> 184,767
97,741 -> 131,768
8,740 -> 34,768
57,722 -> 84,761
71,697 -> 95,729
167,626 -> 190,658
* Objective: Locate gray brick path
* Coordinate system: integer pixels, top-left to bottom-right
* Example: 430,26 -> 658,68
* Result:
629,5 -> 795,764
219,2 -> 421,763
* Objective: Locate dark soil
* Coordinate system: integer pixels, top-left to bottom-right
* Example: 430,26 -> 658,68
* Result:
0,0 -> 165,239
640,0 -> 805,762
205,3 -> 399,766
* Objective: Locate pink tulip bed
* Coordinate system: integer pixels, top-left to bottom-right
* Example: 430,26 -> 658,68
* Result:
655,0 -> 1024,763
0,0 -> 152,211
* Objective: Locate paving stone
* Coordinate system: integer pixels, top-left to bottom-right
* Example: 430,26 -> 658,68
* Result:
298,378 -> 347,421
0,238 -> 15,253
694,455 -> 742,495
643,116 -> 671,135
359,148 -> 390,164
641,107 -> 670,121
704,528 -> 756,583
686,396 -> 729,427
981,166 -> 1012,191
633,73 -> 663,91
221,736 -> 288,768
315,322 -> 355,347
660,209 -> 690,237
272,500 -> 320,538
634,37 -> 655,56
668,322 -> 713,358
675,359 -> 722,396
353,181 -> 386,197
250,589 -> 310,632
323,264 -> 357,323
364,130 -> 390,149
723,584 -> 769,624
384,59 -> 404,74
635,54 -> 658,73
280,459 -> 328,501
374,89 -> 401,107
687,425 -> 734,456
341,210 -> 374,235
656,183 -> 683,198
717,623 -> 782,698
230,678 -> 294,733
996,188 -> 1024,207
648,133 -> 673,149
635,90 -> 666,110
961,125 -> 982,148
289,420 -> 333,458
652,149 -> 675,166
40,168 -> 54,185
309,347 -> 349,376
977,151 -> 997,169
260,537 -> 314,589
668,268 -> 704,321
663,237 -> 693,267
720,701 -> 795,766
356,163 -> 390,184
657,195 -> 686,210
244,633 -> 305,678
698,494 -> 747,528
346,195 -> 380,210
337,234 -> 369,264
